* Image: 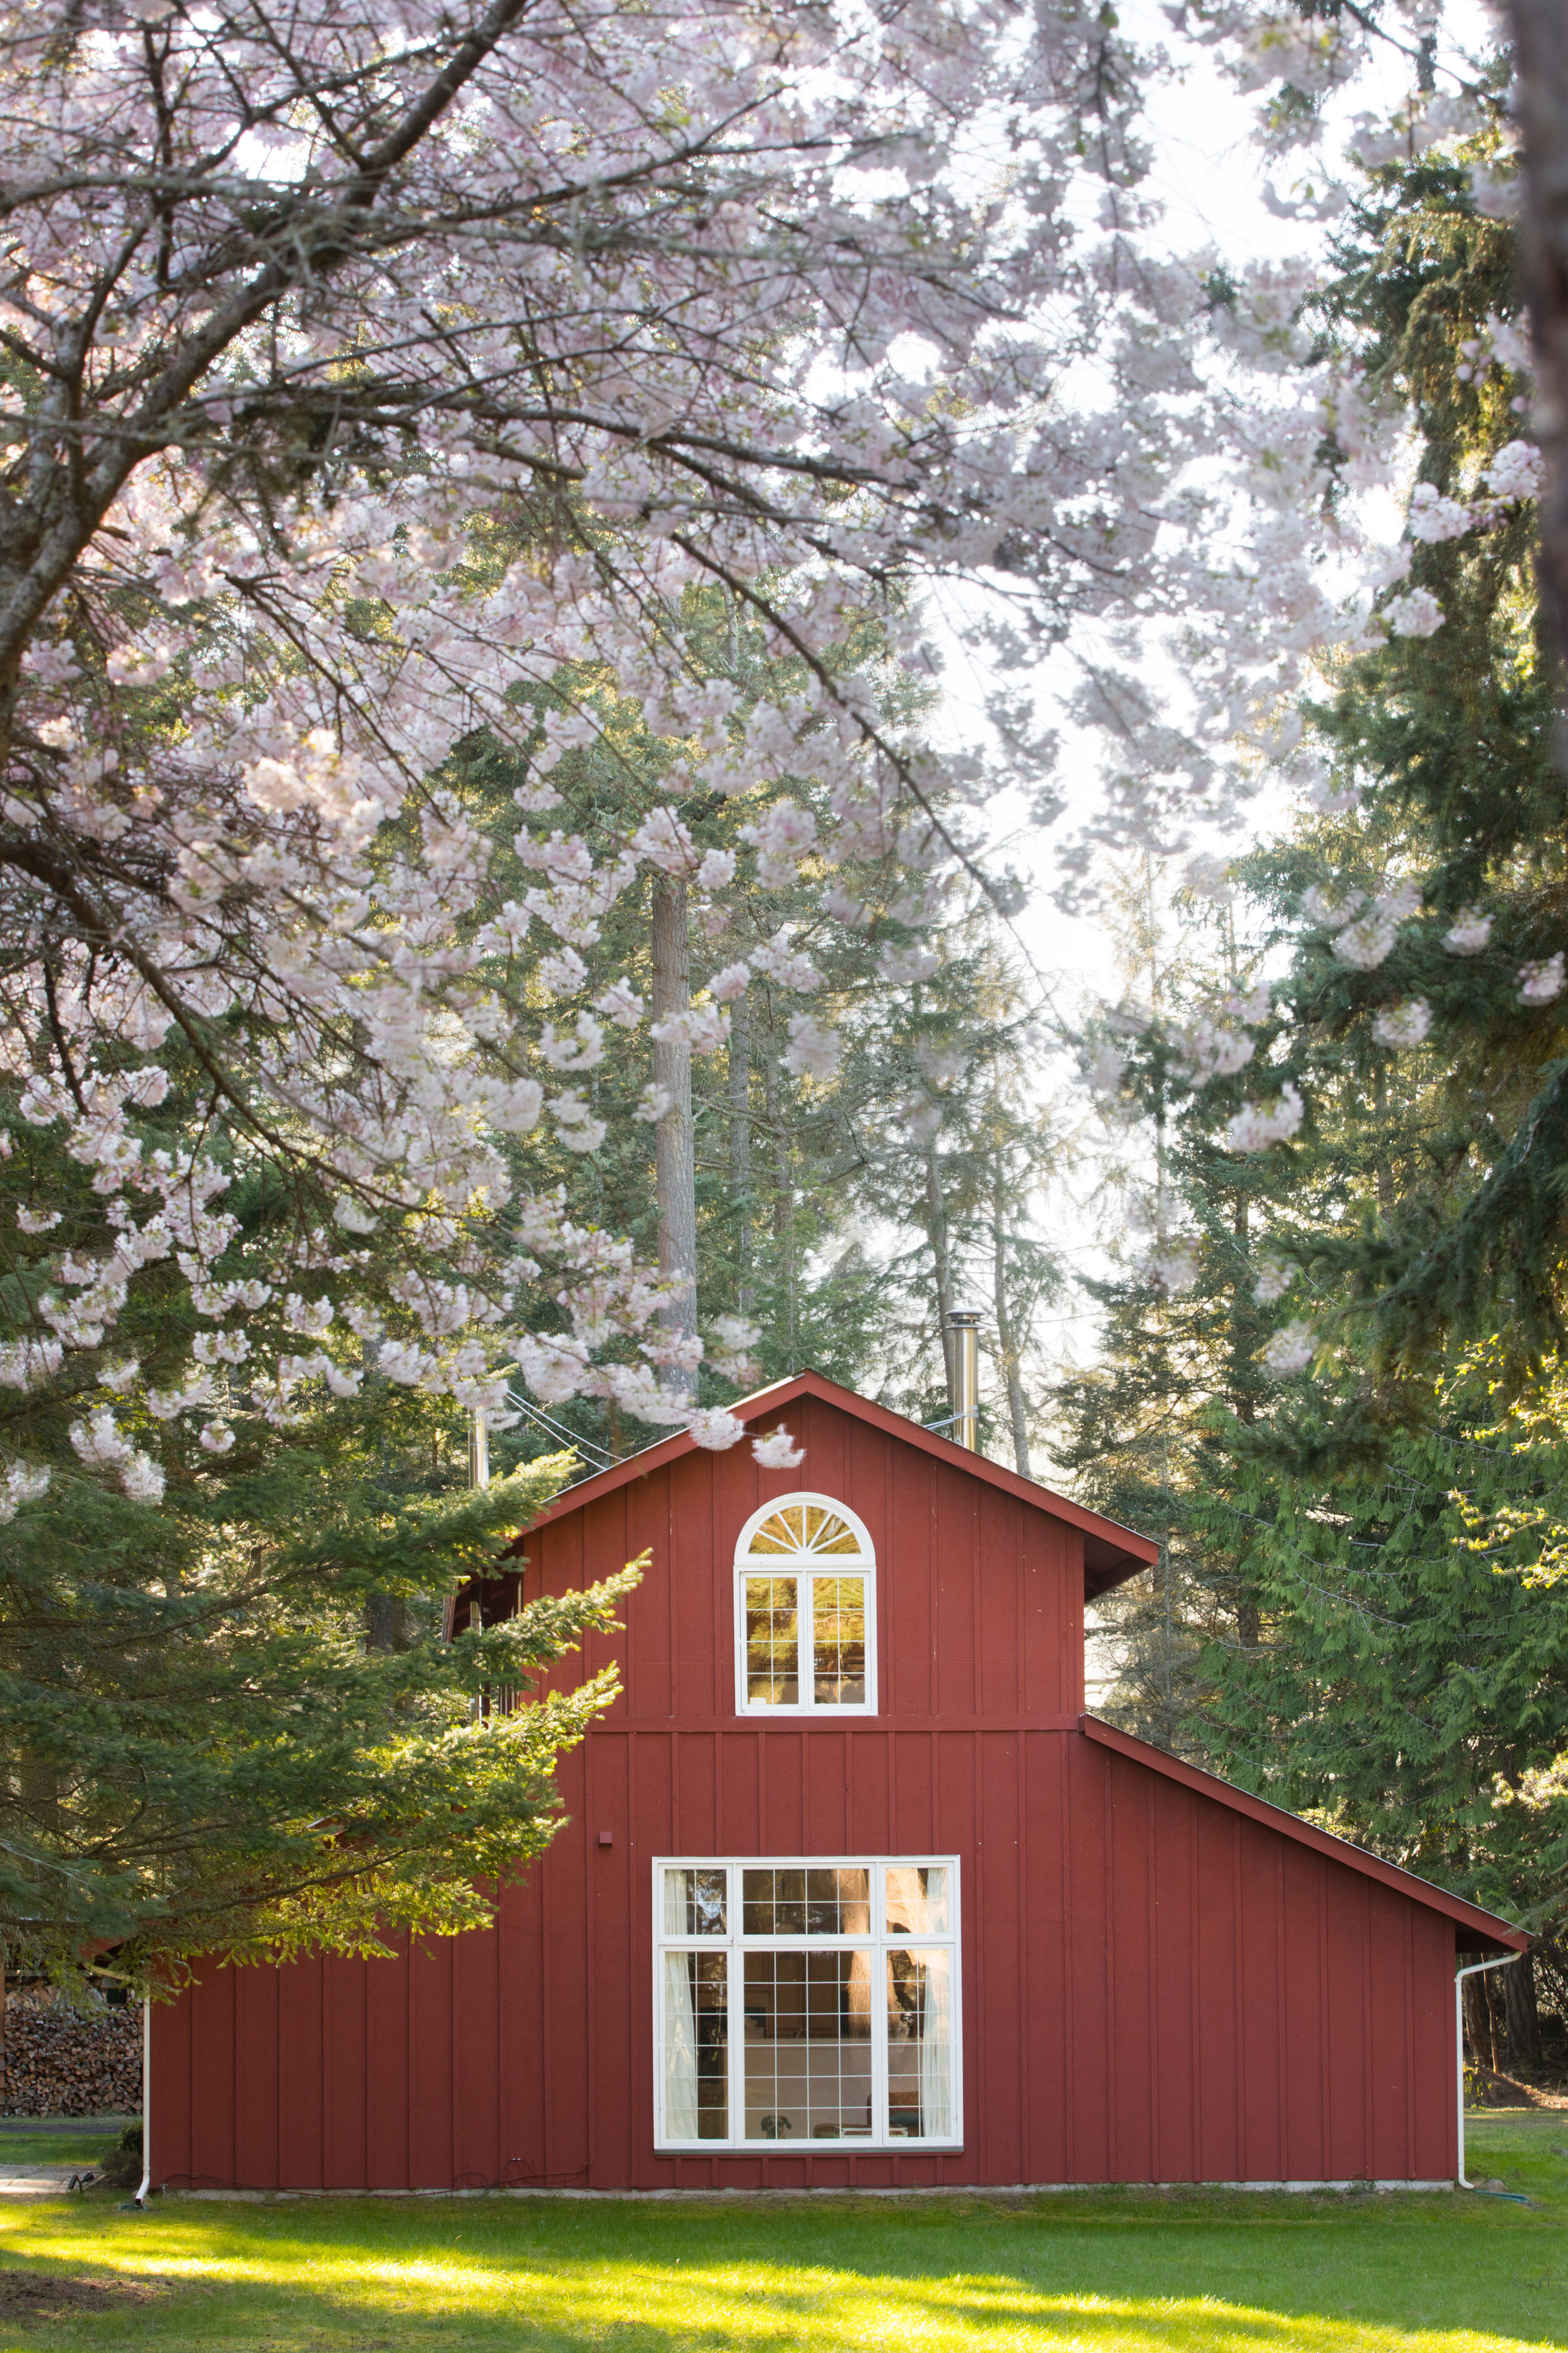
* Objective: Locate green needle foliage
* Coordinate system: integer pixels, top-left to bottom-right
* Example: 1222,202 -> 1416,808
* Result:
0,1433 -> 640,1987
1191,1352 -> 1568,1926
1260,135 -> 1567,1374
1056,136 -> 1568,1953
0,936 -> 644,1990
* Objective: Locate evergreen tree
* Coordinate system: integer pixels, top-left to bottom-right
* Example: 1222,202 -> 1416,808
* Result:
1050,855 -> 1279,1753
1059,143 -> 1568,1977
1250,129 -> 1563,1375
1191,1350 -> 1568,1931
0,1001 -> 648,1985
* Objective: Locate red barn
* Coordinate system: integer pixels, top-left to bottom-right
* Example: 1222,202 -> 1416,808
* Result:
151,1369 -> 1525,2194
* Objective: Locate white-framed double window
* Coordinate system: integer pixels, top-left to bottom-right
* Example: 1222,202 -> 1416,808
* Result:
733,1494 -> 876,1716
654,1856 -> 961,2151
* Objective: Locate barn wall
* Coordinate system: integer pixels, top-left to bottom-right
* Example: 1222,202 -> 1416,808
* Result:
511,1393 -> 1086,1726
151,1729 -> 1459,2192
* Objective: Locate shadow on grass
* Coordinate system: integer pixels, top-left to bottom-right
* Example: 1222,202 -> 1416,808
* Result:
2,2181 -> 1566,2352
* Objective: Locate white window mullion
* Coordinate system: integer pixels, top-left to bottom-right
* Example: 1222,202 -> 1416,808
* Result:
727,1864 -> 744,2147
654,1855 -> 960,2153
733,1494 -> 876,1717
872,1863 -> 889,2143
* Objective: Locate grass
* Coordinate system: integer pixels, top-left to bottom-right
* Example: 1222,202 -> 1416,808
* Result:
0,2111 -> 1561,2353
0,2120 -> 135,2170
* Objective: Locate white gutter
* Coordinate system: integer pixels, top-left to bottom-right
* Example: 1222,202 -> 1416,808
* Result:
1455,1951 -> 1523,2193
134,1996 -> 151,2207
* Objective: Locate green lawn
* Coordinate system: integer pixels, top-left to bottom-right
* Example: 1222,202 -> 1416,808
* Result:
0,2111 -> 1562,2353
0,2120 -> 136,2170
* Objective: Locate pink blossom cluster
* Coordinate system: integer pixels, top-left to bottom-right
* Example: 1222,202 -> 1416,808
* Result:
0,0 -> 1237,1479
2,0 -> 1542,1490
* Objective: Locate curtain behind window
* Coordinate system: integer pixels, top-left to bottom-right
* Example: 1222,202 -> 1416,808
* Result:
664,1952 -> 699,2138
918,1952 -> 952,2138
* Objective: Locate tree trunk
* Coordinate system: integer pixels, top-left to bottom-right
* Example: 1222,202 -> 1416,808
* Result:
1371,1068 -> 1396,1217
765,1049 -> 795,1367
651,873 -> 697,1386
1510,0 -> 1568,681
365,1593 -> 409,1652
925,1148 -> 956,1410
728,996 -> 752,1310
1229,1189 -> 1261,1650
1504,1952 -> 1541,2066
990,1167 -> 1032,1477
1464,1971 -> 1498,2074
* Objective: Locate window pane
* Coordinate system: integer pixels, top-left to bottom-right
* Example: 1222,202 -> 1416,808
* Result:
884,1866 -> 948,1936
807,1867 -> 871,1934
746,1504 -> 863,1556
748,1505 -> 808,1554
744,1576 -> 798,1705
743,1867 -> 802,1936
662,1868 -> 726,1937
741,1866 -> 870,1936
664,1951 -> 728,2139
743,1949 -> 875,2143
802,1505 -> 862,1554
812,1576 -> 866,1704
886,1948 -> 953,2138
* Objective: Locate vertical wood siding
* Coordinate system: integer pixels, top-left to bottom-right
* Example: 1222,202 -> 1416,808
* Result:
515,1393 -> 1084,1726
150,1398 -> 1457,2191
152,1728 -> 1458,2191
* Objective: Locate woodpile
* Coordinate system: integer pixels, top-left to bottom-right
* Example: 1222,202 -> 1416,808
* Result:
0,1988 -> 141,2115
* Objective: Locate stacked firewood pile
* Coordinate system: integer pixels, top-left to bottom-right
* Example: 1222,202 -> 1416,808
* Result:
0,1989 -> 141,2115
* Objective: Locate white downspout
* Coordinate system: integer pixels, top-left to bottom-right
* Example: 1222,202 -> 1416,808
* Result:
1456,1952 -> 1522,2191
134,1996 -> 151,2207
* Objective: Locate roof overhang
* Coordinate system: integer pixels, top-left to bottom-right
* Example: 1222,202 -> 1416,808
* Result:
504,1368 -> 1158,1598
1081,1715 -> 1529,1957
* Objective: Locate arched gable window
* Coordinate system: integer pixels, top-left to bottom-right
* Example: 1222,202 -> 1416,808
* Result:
733,1494 -> 876,1716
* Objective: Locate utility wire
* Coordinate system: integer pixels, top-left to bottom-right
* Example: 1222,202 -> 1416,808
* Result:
504,1389 -> 615,1469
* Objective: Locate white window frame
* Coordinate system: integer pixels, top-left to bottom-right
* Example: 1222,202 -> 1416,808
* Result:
652,1854 -> 962,2154
732,1491 -> 877,1718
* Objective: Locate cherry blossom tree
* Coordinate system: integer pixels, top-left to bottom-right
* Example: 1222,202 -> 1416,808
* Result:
6,0 -> 1535,1522
0,0 -> 1209,1499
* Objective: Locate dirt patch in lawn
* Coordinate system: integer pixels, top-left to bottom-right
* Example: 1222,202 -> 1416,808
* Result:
1469,2066 -> 1568,2109
0,2266 -> 172,2320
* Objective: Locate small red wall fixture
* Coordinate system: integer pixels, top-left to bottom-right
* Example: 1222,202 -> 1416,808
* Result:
152,1371 -> 1525,2193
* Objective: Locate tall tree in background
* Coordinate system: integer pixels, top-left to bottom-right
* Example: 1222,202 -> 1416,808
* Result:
852,937 -> 1067,1463
1062,135 -> 1568,1989
1051,855 -> 1278,1753
1507,0 -> 1568,667
430,587 -> 964,1457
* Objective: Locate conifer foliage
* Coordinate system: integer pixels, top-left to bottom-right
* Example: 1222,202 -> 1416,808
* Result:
1057,127 -> 1568,1951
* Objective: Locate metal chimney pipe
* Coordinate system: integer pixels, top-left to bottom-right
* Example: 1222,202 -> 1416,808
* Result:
947,1312 -> 980,1450
468,1408 -> 489,1490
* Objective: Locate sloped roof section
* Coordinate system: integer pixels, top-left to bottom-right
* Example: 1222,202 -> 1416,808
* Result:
1082,1714 -> 1528,1956
507,1368 -> 1158,1597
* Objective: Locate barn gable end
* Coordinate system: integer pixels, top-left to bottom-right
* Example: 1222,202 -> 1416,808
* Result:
475,1379 -> 1136,1728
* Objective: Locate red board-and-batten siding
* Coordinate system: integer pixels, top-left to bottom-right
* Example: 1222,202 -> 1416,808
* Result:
150,1371 -> 1523,2194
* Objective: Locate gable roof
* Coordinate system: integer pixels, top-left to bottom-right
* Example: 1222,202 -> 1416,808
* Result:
506,1368 -> 1158,1596
1081,1714 -> 1528,1955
